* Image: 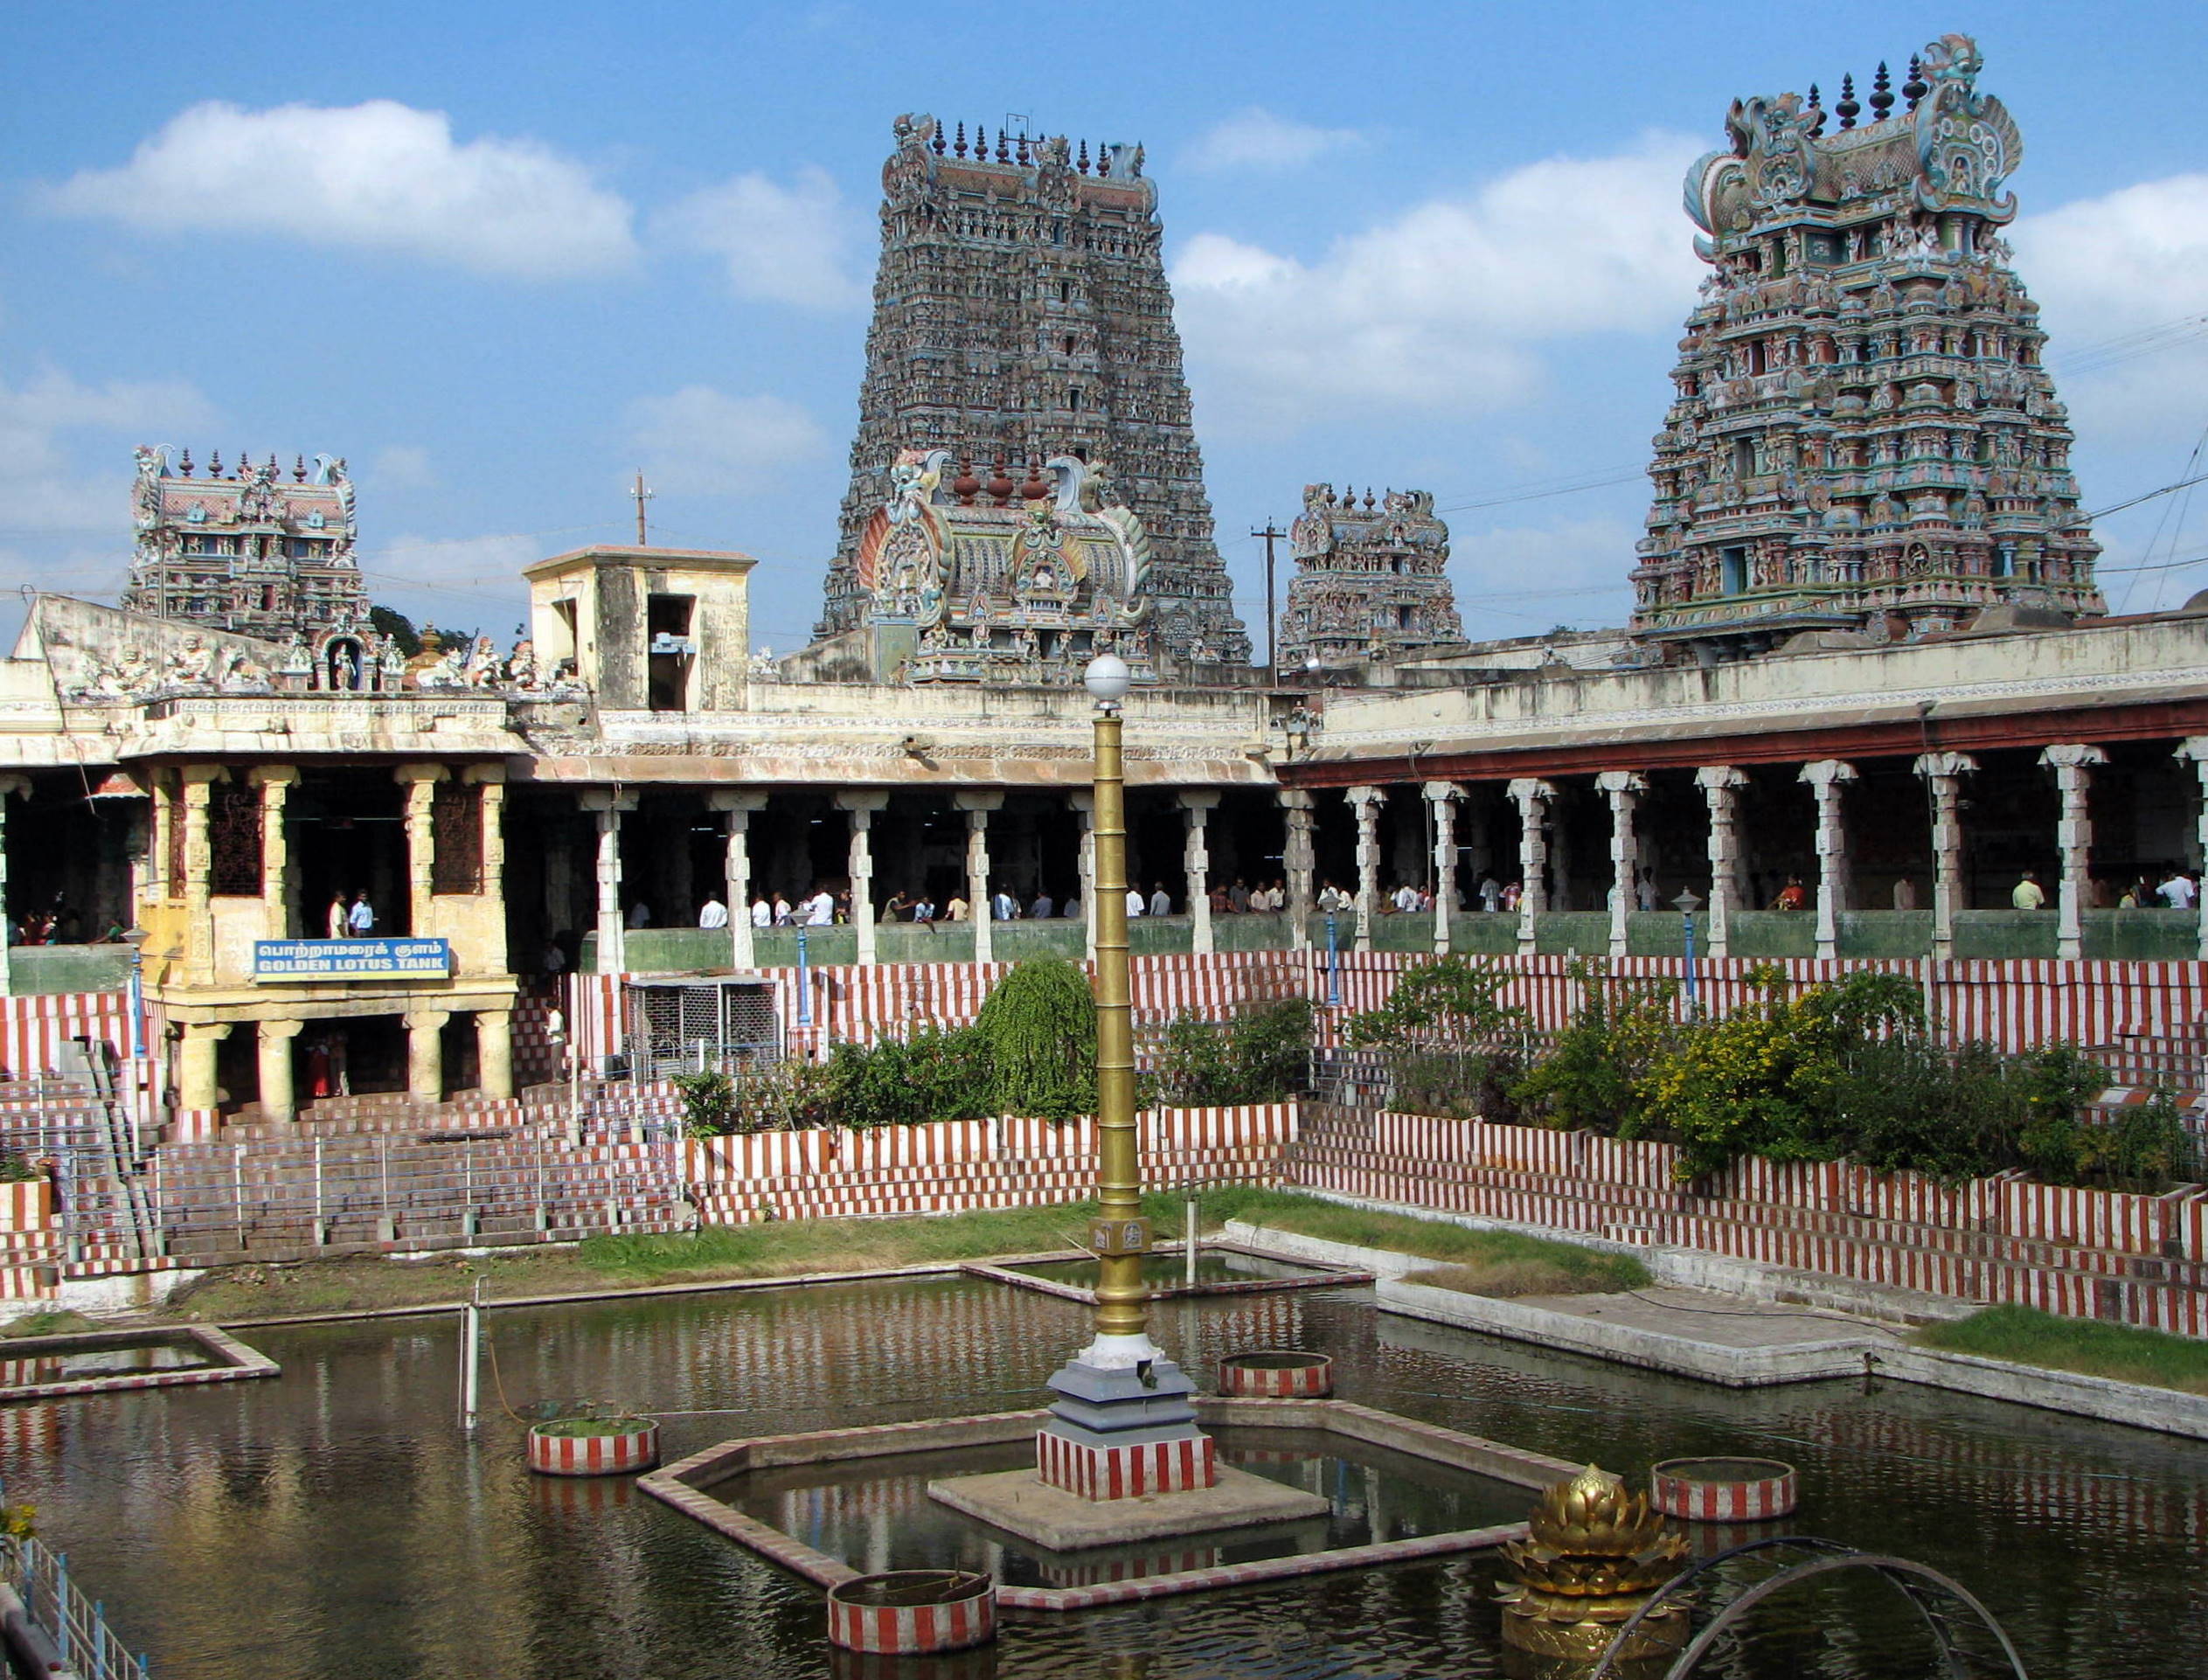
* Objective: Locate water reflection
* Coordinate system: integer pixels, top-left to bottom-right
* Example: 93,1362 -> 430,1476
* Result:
0,1276 -> 2195,1678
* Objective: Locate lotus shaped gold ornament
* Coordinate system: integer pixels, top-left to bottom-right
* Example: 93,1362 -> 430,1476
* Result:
1497,1467 -> 1693,1663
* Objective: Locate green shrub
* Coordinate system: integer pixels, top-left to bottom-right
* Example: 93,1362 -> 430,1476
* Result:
1510,958 -> 1677,1136
1344,955 -> 1529,1050
1156,997 -> 1315,1107
973,960 -> 1096,1120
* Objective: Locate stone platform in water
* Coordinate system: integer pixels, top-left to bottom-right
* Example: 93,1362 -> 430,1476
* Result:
927,1463 -> 1330,1552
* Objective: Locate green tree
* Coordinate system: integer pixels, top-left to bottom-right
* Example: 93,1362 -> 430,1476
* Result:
973,960 -> 1096,1120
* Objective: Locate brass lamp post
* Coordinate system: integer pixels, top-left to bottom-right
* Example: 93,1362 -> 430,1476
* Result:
1083,652 -> 1149,1342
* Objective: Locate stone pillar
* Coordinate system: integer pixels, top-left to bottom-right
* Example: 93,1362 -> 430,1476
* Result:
0,777 -> 25,996
2038,745 -> 2107,961
708,790 -> 769,969
1346,786 -> 1385,954
580,789 -> 635,975
1178,790 -> 1219,955
477,1009 -> 515,1100
1914,753 -> 1979,963
953,790 -> 1004,963
2177,739 -> 2208,960
178,1022 -> 232,1113
1425,781 -> 1463,955
836,790 -> 890,965
1070,792 -> 1098,962
256,1018 -> 302,1124
179,766 -> 225,979
1507,779 -> 1556,956
248,767 -> 299,941
1695,766 -> 1747,959
1799,760 -> 1857,961
467,766 -> 508,977
394,763 -> 448,940
1594,771 -> 1646,959
406,1009 -> 449,1105
1281,790 -> 1316,953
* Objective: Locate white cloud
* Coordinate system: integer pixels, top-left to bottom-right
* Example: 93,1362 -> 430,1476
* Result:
355,533 -> 537,641
42,101 -> 636,279
1171,133 -> 1703,434
653,167 -> 865,310
625,386 -> 830,496
367,444 -> 437,490
1452,515 -> 1640,635
1184,108 -> 1364,172
2012,173 -> 2208,446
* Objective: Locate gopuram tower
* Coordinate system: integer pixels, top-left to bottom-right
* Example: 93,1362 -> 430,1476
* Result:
818,114 -> 1250,672
1281,484 -> 1468,673
1629,35 -> 2104,660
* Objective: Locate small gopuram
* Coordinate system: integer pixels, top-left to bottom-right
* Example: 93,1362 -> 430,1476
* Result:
1281,484 -> 1468,673
123,446 -> 369,640
1630,34 -> 2105,660
819,114 -> 1248,671
839,449 -> 1157,684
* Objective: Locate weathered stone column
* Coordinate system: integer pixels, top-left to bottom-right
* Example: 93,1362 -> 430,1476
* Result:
0,776 -> 26,996
1595,770 -> 1646,958
1695,766 -> 1747,959
707,790 -> 769,969
1347,786 -> 1386,954
836,789 -> 890,965
1507,778 -> 1556,956
2177,739 -> 2208,959
467,766 -> 508,976
249,766 -> 299,941
394,763 -> 448,941
1178,790 -> 1219,955
1068,791 -> 1098,961
406,1009 -> 449,1106
2038,745 -> 2106,961
476,1009 -> 515,1100
179,766 -> 225,981
1914,753 -> 1979,962
1281,789 -> 1316,953
1425,781 -> 1463,955
1800,760 -> 1857,961
953,790 -> 1003,963
580,788 -> 635,975
178,1021 -> 231,1114
257,1018 -> 303,1124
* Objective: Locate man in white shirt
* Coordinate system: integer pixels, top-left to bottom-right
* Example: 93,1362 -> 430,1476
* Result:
347,892 -> 375,934
2159,870 -> 2198,910
750,897 -> 771,928
1316,882 -> 1346,912
1478,875 -> 1502,913
992,887 -> 1017,921
1125,887 -> 1146,917
698,895 -> 730,930
1391,882 -> 1420,915
804,888 -> 834,926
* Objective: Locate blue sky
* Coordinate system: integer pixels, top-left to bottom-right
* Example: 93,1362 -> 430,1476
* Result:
8,1 -> 2208,655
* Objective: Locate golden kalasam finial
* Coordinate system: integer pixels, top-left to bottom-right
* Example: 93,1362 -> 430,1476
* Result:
1498,1464 -> 1693,1663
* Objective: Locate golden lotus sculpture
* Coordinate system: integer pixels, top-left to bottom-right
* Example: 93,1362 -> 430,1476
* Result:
1496,1465 -> 1692,1664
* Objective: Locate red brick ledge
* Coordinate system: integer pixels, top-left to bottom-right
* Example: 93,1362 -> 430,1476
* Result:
641,1399 -> 1572,1613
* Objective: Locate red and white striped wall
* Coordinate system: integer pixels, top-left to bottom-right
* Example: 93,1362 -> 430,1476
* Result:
1036,1427 -> 1218,1501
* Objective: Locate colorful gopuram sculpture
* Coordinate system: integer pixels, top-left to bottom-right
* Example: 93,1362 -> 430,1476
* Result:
124,447 -> 368,641
819,114 -> 1247,672
851,448 -> 1156,684
1281,484 -> 1468,673
1629,35 -> 2105,659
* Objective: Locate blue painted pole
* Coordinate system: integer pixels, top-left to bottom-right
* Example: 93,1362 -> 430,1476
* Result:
1684,910 -> 1698,1012
795,923 -> 811,1030
1324,912 -> 1341,1008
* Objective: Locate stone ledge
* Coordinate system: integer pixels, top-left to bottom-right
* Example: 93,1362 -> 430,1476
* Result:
928,1463 -> 1328,1552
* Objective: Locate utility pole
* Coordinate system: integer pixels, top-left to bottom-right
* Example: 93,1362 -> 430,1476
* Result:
631,470 -> 655,546
1251,521 -> 1286,680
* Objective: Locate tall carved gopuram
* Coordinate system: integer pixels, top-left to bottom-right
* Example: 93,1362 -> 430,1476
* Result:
819,114 -> 1248,672
1281,484 -> 1468,673
1630,35 -> 2104,659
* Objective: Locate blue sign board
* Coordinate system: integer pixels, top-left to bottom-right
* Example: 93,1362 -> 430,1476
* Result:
253,938 -> 453,982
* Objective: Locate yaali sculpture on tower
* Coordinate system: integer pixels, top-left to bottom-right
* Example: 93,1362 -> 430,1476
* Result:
816,114 -> 1249,680
1629,35 -> 2105,661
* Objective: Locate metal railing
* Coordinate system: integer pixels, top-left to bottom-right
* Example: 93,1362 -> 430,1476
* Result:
2,1532 -> 151,1679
